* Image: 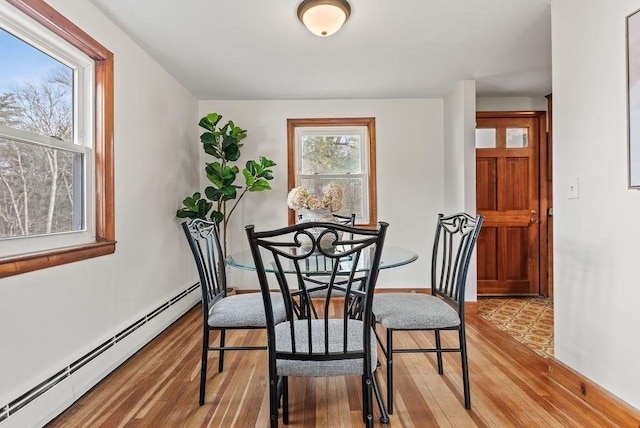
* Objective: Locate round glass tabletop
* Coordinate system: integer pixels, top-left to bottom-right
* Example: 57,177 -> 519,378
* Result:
226,245 -> 418,274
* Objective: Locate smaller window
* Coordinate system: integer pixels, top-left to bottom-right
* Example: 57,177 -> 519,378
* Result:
287,118 -> 377,227
506,127 -> 528,148
475,128 -> 497,148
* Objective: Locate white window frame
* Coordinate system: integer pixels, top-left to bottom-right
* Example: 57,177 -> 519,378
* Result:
294,126 -> 370,222
0,0 -> 115,278
0,5 -> 95,257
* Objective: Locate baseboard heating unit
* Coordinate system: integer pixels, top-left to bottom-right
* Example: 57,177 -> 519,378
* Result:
0,283 -> 200,427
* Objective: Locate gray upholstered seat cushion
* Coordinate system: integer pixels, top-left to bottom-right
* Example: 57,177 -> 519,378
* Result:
274,319 -> 377,377
373,293 -> 460,330
207,293 -> 286,328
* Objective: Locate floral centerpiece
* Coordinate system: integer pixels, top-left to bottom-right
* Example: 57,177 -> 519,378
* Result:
287,184 -> 345,252
287,183 -> 344,213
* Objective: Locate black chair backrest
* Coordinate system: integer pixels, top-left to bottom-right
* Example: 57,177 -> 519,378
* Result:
246,221 -> 388,362
331,213 -> 357,226
182,219 -> 227,316
431,213 -> 484,314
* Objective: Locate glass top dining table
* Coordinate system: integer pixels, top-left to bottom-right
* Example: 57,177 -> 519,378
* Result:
226,245 -> 418,274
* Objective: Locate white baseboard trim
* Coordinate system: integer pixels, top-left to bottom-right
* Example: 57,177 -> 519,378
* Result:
0,284 -> 200,428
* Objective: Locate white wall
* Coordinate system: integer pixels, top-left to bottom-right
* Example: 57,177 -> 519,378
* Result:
0,0 -> 199,412
553,0 -> 640,408
444,80 -> 477,214
477,96 -> 547,111
198,99 -> 444,291
444,80 -> 478,299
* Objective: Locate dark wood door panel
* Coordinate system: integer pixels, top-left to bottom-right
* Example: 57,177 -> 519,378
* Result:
506,227 -> 529,280
476,113 -> 542,296
477,224 -> 534,295
477,158 -> 498,210
477,227 -> 498,280
504,158 -> 529,210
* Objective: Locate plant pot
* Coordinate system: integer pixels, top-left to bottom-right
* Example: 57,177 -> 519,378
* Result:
297,208 -> 341,253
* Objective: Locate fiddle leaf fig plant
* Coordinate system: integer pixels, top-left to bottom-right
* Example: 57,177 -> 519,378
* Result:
177,112 -> 276,255
179,192 -> 213,220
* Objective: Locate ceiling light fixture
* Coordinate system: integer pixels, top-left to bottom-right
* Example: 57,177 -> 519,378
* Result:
297,0 -> 351,37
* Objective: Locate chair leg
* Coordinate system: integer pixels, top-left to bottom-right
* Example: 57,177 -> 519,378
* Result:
386,329 -> 394,415
361,376 -> 367,423
435,329 -> 444,375
218,329 -> 226,373
277,376 -> 283,409
459,327 -> 471,409
282,376 -> 289,424
372,370 -> 389,424
362,375 -> 374,428
269,373 -> 279,428
199,329 -> 209,405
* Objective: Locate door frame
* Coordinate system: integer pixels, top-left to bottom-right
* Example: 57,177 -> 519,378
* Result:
476,111 -> 551,297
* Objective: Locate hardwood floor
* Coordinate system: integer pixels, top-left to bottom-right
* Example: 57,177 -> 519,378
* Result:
48,304 -> 616,427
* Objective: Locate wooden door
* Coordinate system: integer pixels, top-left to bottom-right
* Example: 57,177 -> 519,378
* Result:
476,112 -> 546,296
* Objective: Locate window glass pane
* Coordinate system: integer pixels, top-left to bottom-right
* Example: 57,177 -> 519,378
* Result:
0,0 -> 114,275
289,119 -> 375,227
476,128 -> 497,148
506,128 -> 528,148
300,134 -> 362,174
299,176 -> 365,219
0,28 -> 73,142
0,136 -> 83,238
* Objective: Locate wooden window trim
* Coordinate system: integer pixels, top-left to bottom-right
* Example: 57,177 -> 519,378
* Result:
287,117 -> 377,227
0,0 -> 115,279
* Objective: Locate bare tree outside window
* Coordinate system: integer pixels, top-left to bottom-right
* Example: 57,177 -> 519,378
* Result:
0,28 -> 77,239
0,0 -> 114,279
300,135 -> 362,174
299,134 -> 364,217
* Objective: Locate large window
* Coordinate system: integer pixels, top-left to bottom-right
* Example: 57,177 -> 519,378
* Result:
287,118 -> 377,227
0,0 -> 114,278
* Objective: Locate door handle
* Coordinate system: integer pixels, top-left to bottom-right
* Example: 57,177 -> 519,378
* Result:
530,210 -> 541,224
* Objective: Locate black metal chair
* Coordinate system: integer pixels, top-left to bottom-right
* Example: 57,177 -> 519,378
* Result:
372,212 -> 484,412
245,221 -> 389,428
331,212 -> 357,226
182,219 -> 287,405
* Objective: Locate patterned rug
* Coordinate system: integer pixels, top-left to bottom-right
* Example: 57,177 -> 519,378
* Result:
477,297 -> 554,358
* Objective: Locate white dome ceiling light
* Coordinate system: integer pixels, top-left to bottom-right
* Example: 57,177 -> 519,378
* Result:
297,0 -> 351,37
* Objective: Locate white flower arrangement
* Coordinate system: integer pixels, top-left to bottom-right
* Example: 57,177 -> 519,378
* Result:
287,183 -> 344,213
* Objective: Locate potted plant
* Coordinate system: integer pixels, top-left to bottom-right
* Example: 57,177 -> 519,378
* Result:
177,112 -> 276,256
286,183 -> 344,218
286,183 -> 344,252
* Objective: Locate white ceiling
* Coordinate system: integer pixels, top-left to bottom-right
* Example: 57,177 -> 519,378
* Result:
88,0 -> 552,100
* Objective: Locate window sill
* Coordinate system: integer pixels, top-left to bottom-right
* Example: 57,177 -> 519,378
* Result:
0,241 -> 116,278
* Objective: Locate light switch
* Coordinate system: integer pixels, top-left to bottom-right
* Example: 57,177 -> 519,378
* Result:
567,177 -> 579,199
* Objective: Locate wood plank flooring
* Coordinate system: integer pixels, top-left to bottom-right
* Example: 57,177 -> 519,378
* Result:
48,304 -> 616,427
